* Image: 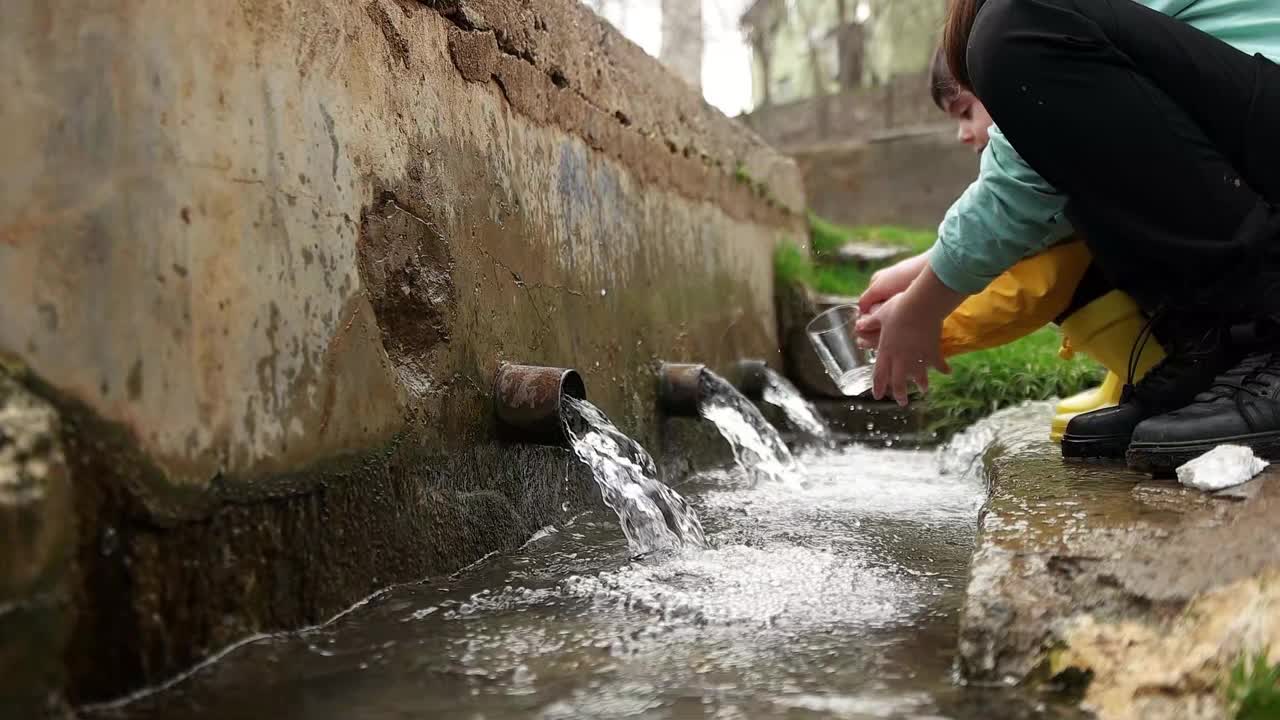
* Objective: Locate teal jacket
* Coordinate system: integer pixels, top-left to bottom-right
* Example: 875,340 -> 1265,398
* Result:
931,0 -> 1280,295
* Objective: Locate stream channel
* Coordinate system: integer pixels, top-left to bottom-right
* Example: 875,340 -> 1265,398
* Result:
88,386 -> 1083,720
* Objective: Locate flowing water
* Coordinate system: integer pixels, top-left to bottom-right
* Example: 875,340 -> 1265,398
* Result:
697,370 -> 800,486
88,405 -> 1081,720
563,397 -> 706,554
835,367 -> 876,397
759,367 -> 831,439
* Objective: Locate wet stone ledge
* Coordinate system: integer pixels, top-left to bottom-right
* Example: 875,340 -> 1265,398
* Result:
960,405 -> 1280,719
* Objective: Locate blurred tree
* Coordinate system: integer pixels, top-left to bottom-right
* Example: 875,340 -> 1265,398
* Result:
861,0 -> 945,86
661,0 -> 704,90
580,0 -> 704,91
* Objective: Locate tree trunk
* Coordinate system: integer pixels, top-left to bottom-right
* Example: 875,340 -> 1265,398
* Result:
660,0 -> 703,90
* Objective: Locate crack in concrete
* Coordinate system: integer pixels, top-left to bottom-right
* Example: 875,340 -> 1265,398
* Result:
472,243 -> 586,352
475,244 -> 584,298
385,198 -> 446,240
319,102 -> 340,182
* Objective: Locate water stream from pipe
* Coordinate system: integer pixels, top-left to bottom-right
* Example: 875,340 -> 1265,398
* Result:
760,367 -> 830,439
562,397 -> 706,554
697,370 -> 800,485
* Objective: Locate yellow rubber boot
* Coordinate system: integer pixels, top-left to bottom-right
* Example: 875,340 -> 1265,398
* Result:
1049,291 -> 1167,442
1051,372 -> 1123,441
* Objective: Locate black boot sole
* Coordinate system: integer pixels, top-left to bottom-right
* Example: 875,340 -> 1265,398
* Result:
1127,431 -> 1280,475
1061,432 -> 1130,460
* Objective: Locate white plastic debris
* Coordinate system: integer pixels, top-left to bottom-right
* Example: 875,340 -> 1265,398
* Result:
1176,445 -> 1268,491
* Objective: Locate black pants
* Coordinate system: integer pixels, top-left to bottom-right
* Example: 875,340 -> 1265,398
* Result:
968,0 -> 1280,327
1056,261 -> 1110,324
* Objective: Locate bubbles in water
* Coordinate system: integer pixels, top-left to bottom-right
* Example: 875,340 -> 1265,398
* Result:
760,368 -> 830,439
562,543 -> 906,630
563,397 -> 707,554
698,371 -> 801,486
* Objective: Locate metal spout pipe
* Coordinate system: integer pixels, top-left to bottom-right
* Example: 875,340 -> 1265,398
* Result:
657,363 -> 707,417
493,364 -> 587,445
733,359 -> 770,400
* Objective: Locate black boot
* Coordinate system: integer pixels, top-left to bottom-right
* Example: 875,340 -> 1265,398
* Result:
1127,351 -> 1280,473
1061,327 -> 1239,460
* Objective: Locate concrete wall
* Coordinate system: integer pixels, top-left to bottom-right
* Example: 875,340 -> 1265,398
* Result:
0,0 -> 805,709
791,127 -> 978,230
739,71 -> 938,151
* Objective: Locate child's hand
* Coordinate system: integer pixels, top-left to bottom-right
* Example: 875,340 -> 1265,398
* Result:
862,264 -> 966,406
868,294 -> 950,406
859,252 -> 929,313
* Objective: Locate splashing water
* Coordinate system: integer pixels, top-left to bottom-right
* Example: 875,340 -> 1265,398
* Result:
698,370 -> 800,485
563,397 -> 707,554
760,367 -> 830,439
936,401 -> 1054,478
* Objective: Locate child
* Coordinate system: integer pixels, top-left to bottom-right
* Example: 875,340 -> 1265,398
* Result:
917,47 -> 1166,446
859,0 -> 1280,471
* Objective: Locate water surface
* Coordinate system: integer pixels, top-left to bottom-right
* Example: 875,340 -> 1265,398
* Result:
90,409 -> 1081,719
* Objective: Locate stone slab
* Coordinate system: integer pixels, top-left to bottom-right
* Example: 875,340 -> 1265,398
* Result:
831,241 -> 912,268
960,406 -> 1280,718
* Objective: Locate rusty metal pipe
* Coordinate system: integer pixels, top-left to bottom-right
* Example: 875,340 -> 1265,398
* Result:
734,359 -> 770,400
494,364 -> 587,446
657,363 -> 707,417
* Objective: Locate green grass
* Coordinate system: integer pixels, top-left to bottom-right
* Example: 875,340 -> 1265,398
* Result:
1226,650 -> 1280,720
808,213 -> 936,258
777,217 -> 937,298
775,241 -> 872,297
927,327 -> 1104,437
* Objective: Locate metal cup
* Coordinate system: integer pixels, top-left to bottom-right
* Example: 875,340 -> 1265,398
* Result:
806,303 -> 876,397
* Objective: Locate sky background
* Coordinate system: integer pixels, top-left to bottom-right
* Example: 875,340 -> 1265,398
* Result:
592,0 -> 757,117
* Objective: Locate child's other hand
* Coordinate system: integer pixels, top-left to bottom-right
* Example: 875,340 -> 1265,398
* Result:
855,303 -> 883,349
859,253 -> 929,313
869,294 -> 950,407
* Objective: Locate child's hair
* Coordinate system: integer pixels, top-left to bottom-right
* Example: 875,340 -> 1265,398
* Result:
942,0 -> 984,91
929,45 -> 960,110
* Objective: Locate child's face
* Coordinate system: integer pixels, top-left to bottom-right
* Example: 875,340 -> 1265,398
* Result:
943,90 -> 993,153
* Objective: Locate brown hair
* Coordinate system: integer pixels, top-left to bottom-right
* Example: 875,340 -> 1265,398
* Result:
943,0 -> 984,91
929,45 -> 959,110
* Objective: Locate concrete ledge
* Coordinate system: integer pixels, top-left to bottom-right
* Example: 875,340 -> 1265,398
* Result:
789,127 -> 977,230
960,407 -> 1280,718
0,368 -> 73,718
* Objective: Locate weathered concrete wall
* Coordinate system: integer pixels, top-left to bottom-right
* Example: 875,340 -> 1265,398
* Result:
0,0 -> 804,707
740,71 -> 937,151
961,406 -> 1280,719
791,127 -> 978,230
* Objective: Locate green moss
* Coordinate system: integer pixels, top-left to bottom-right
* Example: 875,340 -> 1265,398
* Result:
926,328 -> 1103,437
1225,650 -> 1280,720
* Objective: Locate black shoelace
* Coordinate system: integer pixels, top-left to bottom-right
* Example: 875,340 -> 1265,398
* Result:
1204,352 -> 1278,402
1121,307 -> 1168,404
